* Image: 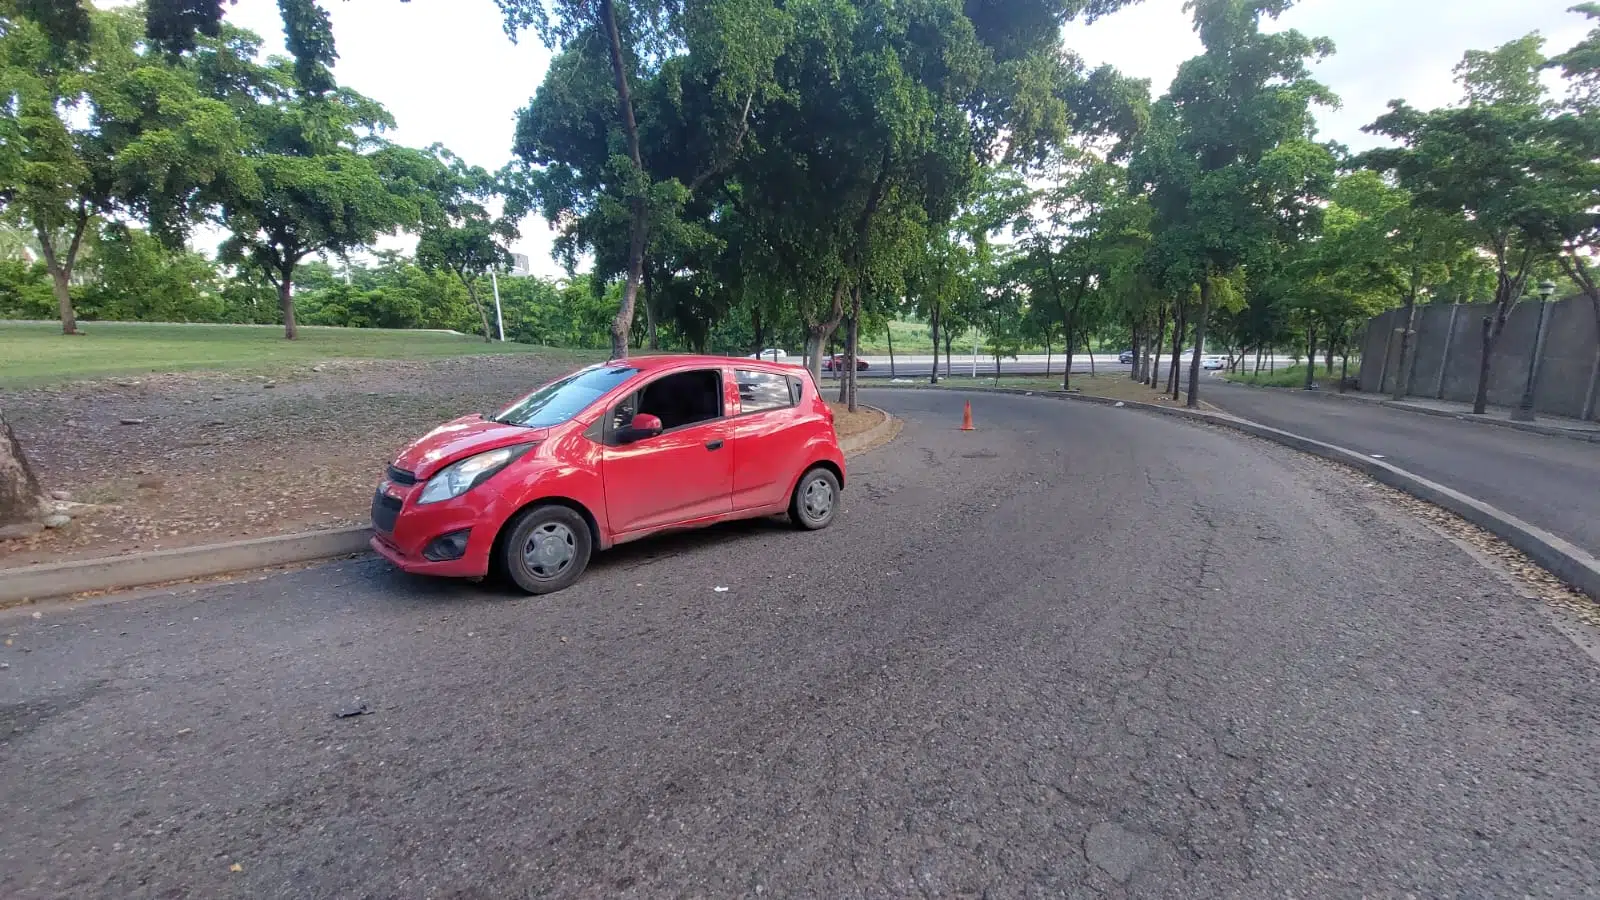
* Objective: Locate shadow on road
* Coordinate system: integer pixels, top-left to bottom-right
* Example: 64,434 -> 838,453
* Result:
371,515 -> 797,603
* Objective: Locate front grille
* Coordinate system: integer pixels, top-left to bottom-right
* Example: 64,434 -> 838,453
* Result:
386,465 -> 418,486
371,489 -> 402,533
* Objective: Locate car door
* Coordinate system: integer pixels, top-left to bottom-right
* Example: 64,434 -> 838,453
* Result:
601,367 -> 734,535
730,367 -> 807,511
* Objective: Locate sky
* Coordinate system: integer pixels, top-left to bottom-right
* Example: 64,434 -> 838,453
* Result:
147,0 -> 1595,279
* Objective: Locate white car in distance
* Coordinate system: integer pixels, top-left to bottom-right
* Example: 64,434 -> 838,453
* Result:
751,348 -> 789,362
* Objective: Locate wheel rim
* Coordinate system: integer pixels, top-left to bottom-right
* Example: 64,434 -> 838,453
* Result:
802,477 -> 834,521
523,521 -> 576,578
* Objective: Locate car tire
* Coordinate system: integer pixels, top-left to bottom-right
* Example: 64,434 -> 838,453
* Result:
790,467 -> 841,531
496,504 -> 593,595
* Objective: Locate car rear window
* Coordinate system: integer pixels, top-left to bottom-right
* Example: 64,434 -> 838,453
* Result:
493,365 -> 637,427
736,369 -> 796,414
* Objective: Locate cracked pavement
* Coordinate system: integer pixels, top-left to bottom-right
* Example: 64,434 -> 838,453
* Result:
2,389 -> 1597,898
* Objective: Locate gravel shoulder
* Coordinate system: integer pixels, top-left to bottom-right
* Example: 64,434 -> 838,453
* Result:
2,389 -> 1596,897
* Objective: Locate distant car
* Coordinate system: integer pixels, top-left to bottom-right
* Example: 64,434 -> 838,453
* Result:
1118,350 -> 1135,364
371,355 -> 846,595
1202,355 -> 1226,371
824,354 -> 869,372
751,348 -> 788,361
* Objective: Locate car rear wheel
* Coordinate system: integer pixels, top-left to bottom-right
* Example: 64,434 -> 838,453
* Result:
790,467 -> 840,531
497,504 -> 593,595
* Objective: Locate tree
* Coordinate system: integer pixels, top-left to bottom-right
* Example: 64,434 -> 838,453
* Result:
214,73 -> 428,339
1531,4 -> 1600,339
0,3 -> 249,333
415,148 -> 529,343
500,0 -> 781,360
1364,35 -> 1558,414
1131,0 -> 1337,407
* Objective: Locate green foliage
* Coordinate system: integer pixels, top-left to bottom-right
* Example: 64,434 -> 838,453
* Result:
80,224 -> 224,322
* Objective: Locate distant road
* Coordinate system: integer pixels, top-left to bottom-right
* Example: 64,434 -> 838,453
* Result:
802,353 -> 1304,379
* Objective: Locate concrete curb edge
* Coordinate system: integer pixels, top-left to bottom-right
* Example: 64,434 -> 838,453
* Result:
838,405 -> 898,454
0,526 -> 373,606
0,407 -> 905,605
872,384 -> 1600,601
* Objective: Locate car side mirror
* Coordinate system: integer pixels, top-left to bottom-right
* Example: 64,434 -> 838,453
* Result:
619,413 -> 663,444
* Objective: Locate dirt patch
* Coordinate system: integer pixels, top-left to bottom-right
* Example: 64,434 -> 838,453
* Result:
0,355 -> 579,567
1065,375 -> 1221,411
828,402 -> 885,441
0,365 -> 896,568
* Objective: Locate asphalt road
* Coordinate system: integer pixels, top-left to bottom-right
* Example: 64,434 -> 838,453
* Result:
1199,380 -> 1600,557
4,390 -> 1598,897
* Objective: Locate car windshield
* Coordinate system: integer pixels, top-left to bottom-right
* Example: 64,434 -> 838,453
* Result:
492,366 -> 637,427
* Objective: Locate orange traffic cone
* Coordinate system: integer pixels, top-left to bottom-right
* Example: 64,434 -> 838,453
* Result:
960,400 -> 975,431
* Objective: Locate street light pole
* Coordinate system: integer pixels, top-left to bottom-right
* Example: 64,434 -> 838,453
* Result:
1511,279 -> 1558,422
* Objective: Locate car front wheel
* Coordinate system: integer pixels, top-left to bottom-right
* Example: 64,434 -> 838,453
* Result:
790,467 -> 841,531
497,504 -> 593,594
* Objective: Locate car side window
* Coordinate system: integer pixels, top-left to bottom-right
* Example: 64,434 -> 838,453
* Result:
735,369 -> 795,414
611,369 -> 723,439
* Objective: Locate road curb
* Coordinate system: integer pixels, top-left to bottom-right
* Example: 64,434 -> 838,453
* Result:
874,385 -> 1600,601
0,526 -> 373,606
0,409 -> 904,605
839,405 -> 898,454
1224,383 -> 1600,444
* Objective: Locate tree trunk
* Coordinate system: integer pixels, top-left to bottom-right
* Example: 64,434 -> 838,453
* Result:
805,279 -> 848,383
1254,345 -> 1263,375
1473,315 -> 1494,414
50,268 -> 77,336
279,271 -> 298,341
0,411 -> 45,528
1303,325 -> 1319,391
927,302 -> 940,385
838,317 -> 852,404
1340,347 -> 1350,393
751,305 -> 762,357
1128,324 -> 1140,380
1148,305 -> 1166,386
35,220 -> 86,336
600,0 -> 648,360
1086,332 -> 1096,377
1045,336 -> 1052,376
643,268 -> 659,350
464,278 -> 493,342
847,303 -> 860,412
1186,280 -> 1211,408
1391,291 -> 1418,399
944,332 -> 954,381
886,318 -> 896,378
1168,301 -> 1186,398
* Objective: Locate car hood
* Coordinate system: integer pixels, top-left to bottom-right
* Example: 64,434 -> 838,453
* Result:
393,414 -> 550,479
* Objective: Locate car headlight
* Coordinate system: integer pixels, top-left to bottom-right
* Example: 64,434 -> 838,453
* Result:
416,444 -> 534,505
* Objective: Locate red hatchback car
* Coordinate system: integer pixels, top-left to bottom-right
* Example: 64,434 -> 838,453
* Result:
370,355 -> 847,594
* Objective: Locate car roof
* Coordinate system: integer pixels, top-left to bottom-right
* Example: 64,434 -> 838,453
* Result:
603,354 -> 805,373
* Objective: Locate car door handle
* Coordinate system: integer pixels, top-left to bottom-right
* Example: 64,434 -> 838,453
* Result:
705,439 -> 724,451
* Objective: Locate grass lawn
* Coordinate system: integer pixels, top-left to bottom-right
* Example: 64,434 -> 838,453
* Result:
1224,364 -> 1340,388
0,321 -> 597,386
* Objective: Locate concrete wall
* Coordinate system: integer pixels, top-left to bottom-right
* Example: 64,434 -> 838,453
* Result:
1356,296 -> 1600,420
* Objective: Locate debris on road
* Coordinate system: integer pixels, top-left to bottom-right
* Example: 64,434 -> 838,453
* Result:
118,418 -> 145,426
713,586 -> 730,592
334,702 -> 371,719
